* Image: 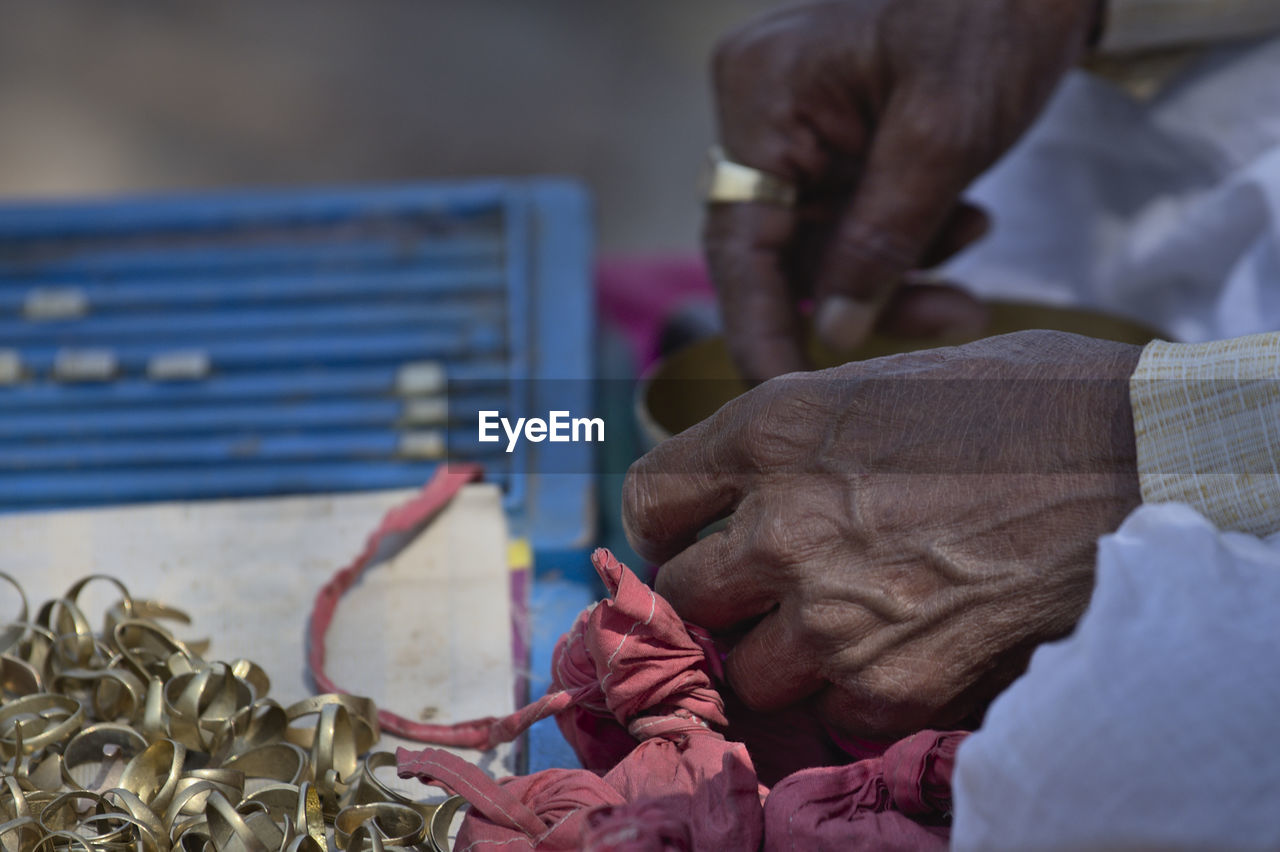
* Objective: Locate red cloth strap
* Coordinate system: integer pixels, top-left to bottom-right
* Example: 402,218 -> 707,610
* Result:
396,747 -> 548,836
307,464 -> 503,743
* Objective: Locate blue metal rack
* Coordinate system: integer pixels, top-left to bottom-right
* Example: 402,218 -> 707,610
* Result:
0,180 -> 595,571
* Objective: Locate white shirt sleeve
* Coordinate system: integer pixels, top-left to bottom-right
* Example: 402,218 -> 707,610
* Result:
951,503 -> 1280,850
1100,0 -> 1280,52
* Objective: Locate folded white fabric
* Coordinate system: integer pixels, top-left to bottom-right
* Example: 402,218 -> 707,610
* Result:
951,503 -> 1280,851
946,36 -> 1280,343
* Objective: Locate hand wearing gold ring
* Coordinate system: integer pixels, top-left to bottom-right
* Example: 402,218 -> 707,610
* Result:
703,0 -> 1102,382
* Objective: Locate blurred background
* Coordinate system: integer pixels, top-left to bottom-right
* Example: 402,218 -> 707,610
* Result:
0,0 -> 776,254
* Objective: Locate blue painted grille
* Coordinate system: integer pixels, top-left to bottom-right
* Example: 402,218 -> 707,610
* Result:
0,180 -> 595,558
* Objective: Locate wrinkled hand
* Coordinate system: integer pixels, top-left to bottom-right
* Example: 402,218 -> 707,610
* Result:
623,331 -> 1141,739
707,0 -> 1101,381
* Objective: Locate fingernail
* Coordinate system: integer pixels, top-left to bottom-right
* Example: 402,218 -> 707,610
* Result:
816,296 -> 876,351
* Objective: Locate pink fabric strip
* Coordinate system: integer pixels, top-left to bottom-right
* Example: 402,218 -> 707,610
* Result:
307,464 -> 513,745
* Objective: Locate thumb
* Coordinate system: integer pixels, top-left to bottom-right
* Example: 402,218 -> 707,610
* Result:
813,100 -> 973,350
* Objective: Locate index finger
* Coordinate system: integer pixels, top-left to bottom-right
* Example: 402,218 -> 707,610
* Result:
703,201 -> 807,383
622,415 -> 746,564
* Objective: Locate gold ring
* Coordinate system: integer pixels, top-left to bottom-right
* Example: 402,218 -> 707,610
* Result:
700,145 -> 798,206
333,802 -> 427,849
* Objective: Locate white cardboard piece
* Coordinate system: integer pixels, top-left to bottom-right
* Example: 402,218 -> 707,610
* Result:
0,483 -> 516,789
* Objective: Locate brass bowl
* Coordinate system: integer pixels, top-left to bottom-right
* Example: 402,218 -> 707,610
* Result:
637,300 -> 1162,446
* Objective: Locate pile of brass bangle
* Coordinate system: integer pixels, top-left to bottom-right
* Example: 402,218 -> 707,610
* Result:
0,573 -> 463,851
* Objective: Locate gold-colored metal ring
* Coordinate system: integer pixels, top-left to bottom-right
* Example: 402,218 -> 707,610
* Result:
0,693 -> 85,756
229,659 -> 270,701
204,791 -> 274,852
222,743 -> 309,786
0,775 -> 28,821
113,619 -> 199,682
349,751 -> 397,804
165,665 -> 253,752
0,815 -> 42,850
182,767 -> 246,796
1,654 -> 42,698
0,573 -> 29,655
239,782 -> 298,822
38,790 -> 111,833
76,811 -> 163,852
164,779 -> 222,829
31,829 -> 95,852
105,597 -> 192,638
284,695 -> 380,754
226,698 -> 287,754
310,703 -> 358,784
429,796 -> 467,852
345,823 -> 388,852
61,722 -> 148,791
101,787 -> 167,849
36,596 -> 98,670
52,667 -> 146,723
62,575 -> 134,621
8,622 -> 58,686
333,802 -> 426,849
284,835 -> 326,852
700,145 -> 798,206
296,781 -> 327,848
119,738 -> 186,813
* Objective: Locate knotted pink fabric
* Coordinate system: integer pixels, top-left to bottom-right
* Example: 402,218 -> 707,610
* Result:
397,548 -> 763,851
762,729 -> 966,851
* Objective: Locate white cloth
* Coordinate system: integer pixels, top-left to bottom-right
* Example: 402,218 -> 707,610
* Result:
950,503 -> 1280,850
945,35 -> 1280,343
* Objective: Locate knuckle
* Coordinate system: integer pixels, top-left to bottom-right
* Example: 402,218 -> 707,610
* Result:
791,603 -> 834,650
732,380 -> 818,467
752,508 -> 798,564
856,664 -> 923,707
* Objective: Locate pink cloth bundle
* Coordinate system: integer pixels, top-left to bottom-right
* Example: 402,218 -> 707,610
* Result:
395,549 -> 964,850
397,548 -> 764,851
